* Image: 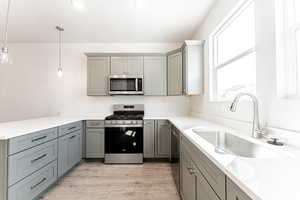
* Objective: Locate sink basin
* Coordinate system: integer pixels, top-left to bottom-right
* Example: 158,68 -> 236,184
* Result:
192,129 -> 279,158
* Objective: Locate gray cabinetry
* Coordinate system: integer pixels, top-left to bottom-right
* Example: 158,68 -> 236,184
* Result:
227,178 -> 252,200
155,120 -> 171,158
8,160 -> 57,200
144,56 -> 167,96
181,146 -> 196,200
111,56 -> 143,75
58,129 -> 82,178
182,41 -> 204,95
143,120 -> 155,158
86,120 -> 105,158
167,50 -> 183,96
87,57 -> 110,96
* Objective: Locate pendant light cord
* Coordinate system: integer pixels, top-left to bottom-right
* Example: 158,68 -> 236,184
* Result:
59,29 -> 62,67
3,0 -> 12,47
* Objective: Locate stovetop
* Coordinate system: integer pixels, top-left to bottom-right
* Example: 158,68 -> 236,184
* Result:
105,114 -> 144,120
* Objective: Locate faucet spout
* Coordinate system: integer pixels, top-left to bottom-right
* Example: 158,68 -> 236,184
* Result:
229,93 -> 263,138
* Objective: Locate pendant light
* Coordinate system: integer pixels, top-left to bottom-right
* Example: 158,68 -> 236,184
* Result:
0,0 -> 12,64
56,26 -> 64,77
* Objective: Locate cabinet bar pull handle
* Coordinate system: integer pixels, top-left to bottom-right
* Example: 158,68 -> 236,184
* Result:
30,177 -> 47,190
31,154 -> 47,164
31,136 -> 47,142
69,135 -> 76,139
68,126 -> 76,131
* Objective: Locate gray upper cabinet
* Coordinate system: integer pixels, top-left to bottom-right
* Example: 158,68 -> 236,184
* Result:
155,120 -> 171,158
87,57 -> 110,96
144,56 -> 167,96
111,56 -> 143,75
167,50 -> 183,96
227,178 -> 252,200
182,40 -> 204,96
143,120 -> 155,158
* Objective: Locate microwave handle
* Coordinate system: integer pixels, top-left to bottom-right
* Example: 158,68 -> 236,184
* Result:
135,79 -> 138,91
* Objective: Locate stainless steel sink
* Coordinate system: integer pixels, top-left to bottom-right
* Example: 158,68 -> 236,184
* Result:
192,129 -> 279,158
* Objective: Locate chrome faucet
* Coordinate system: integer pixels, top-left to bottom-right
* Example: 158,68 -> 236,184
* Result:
230,93 -> 264,138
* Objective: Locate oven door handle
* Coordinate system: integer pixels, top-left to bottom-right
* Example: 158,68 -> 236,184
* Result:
135,79 -> 138,91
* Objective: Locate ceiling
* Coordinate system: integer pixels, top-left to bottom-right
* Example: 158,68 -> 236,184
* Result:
0,0 -> 215,43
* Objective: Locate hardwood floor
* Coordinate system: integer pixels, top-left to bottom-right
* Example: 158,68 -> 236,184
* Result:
42,162 -> 181,200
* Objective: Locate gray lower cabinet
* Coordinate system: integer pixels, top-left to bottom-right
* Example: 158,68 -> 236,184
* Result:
58,130 -> 82,177
86,128 -> 105,158
87,57 -> 110,96
181,147 -> 196,200
155,120 -> 171,158
143,120 -> 155,158
8,160 -> 57,200
167,50 -> 183,96
144,56 -> 167,96
8,139 -> 57,186
227,178 -> 252,200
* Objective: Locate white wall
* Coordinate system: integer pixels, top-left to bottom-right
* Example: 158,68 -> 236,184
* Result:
190,0 -> 300,132
0,43 -> 190,122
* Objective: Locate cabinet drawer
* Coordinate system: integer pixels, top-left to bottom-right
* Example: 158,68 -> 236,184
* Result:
8,139 -> 57,186
8,160 -> 57,200
227,178 -> 252,200
182,136 -> 226,200
58,121 -> 82,137
86,120 -> 105,128
9,128 -> 57,155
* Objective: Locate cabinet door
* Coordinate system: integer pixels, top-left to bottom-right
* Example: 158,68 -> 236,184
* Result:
127,57 -> 143,75
144,56 -> 167,96
58,131 -> 81,177
181,150 -> 196,200
111,57 -> 127,75
195,165 -> 219,200
227,178 -> 252,200
168,52 -> 183,96
86,128 -> 105,158
155,120 -> 170,158
87,57 -> 110,96
143,120 -> 155,158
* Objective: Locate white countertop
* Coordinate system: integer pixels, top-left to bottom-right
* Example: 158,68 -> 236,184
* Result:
1,115 -> 300,200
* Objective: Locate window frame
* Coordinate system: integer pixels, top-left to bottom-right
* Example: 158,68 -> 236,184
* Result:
209,0 -> 256,102
276,0 -> 300,99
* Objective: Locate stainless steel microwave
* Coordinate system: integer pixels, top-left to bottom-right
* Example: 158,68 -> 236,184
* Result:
108,75 -> 144,95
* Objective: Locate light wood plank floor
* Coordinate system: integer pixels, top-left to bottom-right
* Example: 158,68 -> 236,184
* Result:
42,162 -> 181,200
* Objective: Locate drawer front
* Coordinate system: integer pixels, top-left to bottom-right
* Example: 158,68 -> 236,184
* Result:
182,136 -> 226,200
227,178 -> 252,200
8,160 -> 57,200
9,128 -> 58,155
86,120 -> 105,128
8,139 -> 57,186
58,121 -> 82,137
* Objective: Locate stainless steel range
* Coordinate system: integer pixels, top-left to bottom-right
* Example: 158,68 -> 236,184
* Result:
104,104 -> 144,164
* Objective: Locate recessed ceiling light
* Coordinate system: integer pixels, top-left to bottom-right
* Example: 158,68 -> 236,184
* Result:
71,0 -> 85,11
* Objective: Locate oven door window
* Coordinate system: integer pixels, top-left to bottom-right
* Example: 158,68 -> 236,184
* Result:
110,78 -> 136,91
105,127 -> 143,154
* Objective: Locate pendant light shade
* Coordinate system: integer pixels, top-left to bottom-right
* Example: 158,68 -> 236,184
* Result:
0,0 -> 12,64
56,26 -> 64,77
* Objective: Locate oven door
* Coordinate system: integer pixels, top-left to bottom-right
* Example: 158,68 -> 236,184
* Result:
105,126 -> 143,154
109,76 -> 144,95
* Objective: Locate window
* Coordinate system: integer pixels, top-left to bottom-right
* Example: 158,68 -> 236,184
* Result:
209,0 -> 256,101
276,0 -> 300,98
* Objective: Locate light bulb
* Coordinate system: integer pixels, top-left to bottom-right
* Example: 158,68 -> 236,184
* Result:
57,67 -> 63,77
71,0 -> 85,11
0,47 -> 9,64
